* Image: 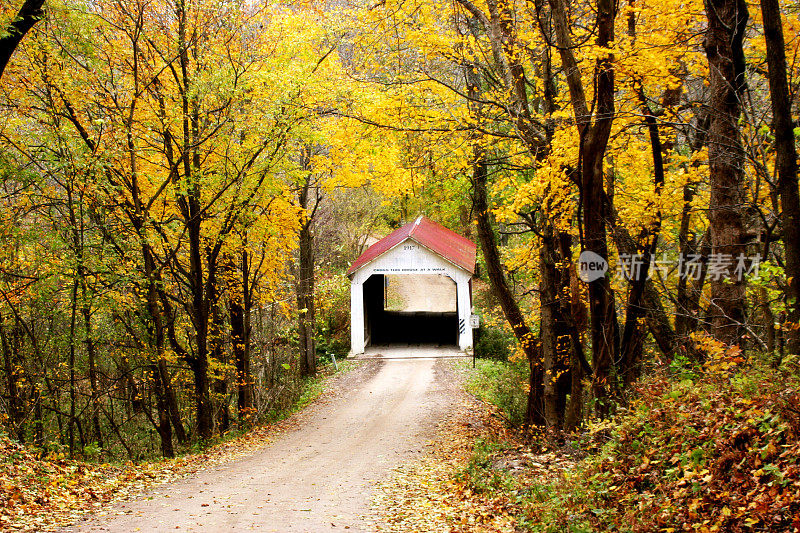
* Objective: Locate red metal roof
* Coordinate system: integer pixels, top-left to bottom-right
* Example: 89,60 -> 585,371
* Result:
347,216 -> 477,276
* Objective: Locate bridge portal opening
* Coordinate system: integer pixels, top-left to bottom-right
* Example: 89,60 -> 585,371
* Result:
362,274 -> 458,347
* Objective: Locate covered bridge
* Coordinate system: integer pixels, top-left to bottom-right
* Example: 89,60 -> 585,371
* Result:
347,216 -> 477,354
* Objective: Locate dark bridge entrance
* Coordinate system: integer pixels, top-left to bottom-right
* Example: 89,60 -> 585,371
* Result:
362,274 -> 457,347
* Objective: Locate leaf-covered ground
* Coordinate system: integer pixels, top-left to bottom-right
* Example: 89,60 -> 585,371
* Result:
374,359 -> 800,532
372,397 -> 516,533
561,363 -> 800,532
0,420 -> 308,532
5,358 -> 798,532
372,393 -> 579,533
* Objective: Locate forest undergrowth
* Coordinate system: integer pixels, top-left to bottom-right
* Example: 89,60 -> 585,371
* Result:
375,357 -> 800,532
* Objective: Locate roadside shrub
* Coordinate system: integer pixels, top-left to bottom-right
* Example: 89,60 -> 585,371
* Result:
475,326 -> 515,361
315,273 -> 350,357
316,320 -> 349,358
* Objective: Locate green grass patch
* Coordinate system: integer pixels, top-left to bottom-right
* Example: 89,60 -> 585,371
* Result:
461,358 -> 529,426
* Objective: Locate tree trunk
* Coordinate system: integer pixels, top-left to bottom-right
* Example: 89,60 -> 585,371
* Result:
472,154 -> 545,426
761,0 -> 800,356
549,0 -> 618,414
184,156 -> 214,441
297,220 -> 316,377
759,287 -> 776,357
210,274 -> 230,434
675,113 -> 711,341
564,325 -> 585,429
159,358 -> 185,443
458,3 -> 547,425
143,246 -> 187,447
584,0 -> 617,414
540,226 -> 572,431
33,390 -> 43,447
177,0 -> 213,441
213,377 -> 230,433
189,344 -> 213,441
618,92 -> 665,386
68,278 -> 79,457
559,238 -> 587,429
231,250 -> 254,425
0,0 -> 45,79
0,313 -> 25,442
82,302 -> 103,448
150,362 -> 174,458
297,158 -> 317,378
212,357 -> 230,433
703,0 -> 749,346
607,217 -> 678,360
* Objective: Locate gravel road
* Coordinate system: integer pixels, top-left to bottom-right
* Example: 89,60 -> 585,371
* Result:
66,355 -> 461,533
